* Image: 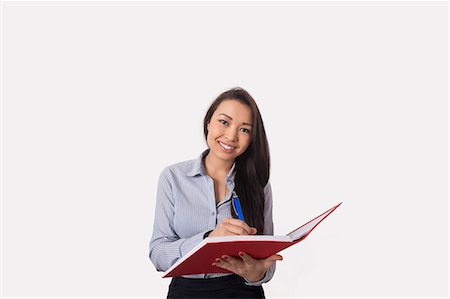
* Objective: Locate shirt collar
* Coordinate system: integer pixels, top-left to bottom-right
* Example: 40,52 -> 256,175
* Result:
187,148 -> 236,181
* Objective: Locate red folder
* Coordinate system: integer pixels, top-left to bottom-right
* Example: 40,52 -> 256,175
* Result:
163,202 -> 342,278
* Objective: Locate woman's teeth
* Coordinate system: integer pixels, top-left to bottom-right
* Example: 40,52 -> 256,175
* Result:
219,141 -> 235,151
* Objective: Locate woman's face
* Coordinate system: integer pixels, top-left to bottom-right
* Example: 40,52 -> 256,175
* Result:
207,99 -> 253,163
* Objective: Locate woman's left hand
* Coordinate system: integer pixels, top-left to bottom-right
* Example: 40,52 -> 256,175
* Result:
212,251 -> 283,283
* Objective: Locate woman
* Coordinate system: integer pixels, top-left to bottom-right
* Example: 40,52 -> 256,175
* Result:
149,87 -> 283,298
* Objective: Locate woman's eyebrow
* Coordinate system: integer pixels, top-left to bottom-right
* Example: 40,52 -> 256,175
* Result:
218,113 -> 253,127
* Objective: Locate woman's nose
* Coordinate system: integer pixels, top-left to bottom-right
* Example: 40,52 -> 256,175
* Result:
225,127 -> 238,141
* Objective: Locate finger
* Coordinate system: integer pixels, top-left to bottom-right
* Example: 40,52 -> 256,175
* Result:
212,258 -> 225,268
219,255 -> 246,275
225,224 -> 253,235
222,218 -> 252,233
221,255 -> 241,265
265,254 -> 283,263
238,251 -> 256,264
235,226 -> 257,235
215,222 -> 240,236
222,229 -> 240,236
223,218 -> 253,233
212,260 -> 233,271
222,222 -> 253,236
212,257 -> 227,267
212,256 -> 235,268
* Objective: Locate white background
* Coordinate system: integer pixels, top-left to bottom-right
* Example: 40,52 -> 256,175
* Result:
1,1 -> 448,298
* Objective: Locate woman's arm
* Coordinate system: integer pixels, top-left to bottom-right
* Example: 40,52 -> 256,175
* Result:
242,181 -> 278,286
148,167 -> 210,271
212,181 -> 282,286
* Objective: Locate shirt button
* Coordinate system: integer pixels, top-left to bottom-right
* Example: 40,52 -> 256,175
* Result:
211,211 -> 215,215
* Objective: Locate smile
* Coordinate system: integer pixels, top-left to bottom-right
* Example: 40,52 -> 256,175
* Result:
218,141 -> 236,152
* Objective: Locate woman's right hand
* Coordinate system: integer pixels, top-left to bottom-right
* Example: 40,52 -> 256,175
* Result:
208,218 -> 257,237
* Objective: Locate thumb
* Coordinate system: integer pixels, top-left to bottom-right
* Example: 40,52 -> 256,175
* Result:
266,254 -> 283,262
262,254 -> 283,268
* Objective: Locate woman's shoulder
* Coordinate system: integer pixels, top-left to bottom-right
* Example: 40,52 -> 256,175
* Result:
159,156 -> 200,180
264,180 -> 272,195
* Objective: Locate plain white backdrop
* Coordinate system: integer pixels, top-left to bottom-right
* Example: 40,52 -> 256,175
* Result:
1,1 -> 448,298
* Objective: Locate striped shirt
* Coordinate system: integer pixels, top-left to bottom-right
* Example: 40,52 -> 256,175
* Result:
149,149 -> 276,286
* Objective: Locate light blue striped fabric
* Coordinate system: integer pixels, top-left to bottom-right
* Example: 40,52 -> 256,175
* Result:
149,149 -> 276,286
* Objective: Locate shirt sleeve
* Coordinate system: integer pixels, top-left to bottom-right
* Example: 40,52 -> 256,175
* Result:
244,181 -> 277,286
148,167 -> 209,272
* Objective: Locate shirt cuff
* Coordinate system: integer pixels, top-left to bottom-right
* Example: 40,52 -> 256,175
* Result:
243,262 -> 276,286
179,230 -> 208,257
243,270 -> 268,286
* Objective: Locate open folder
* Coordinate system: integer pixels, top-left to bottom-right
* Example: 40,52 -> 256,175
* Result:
162,202 -> 342,278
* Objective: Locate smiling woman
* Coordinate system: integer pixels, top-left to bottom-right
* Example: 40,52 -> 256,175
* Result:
206,101 -> 253,161
149,87 -> 281,298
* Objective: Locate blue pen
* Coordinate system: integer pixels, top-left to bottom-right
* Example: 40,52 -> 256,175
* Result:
232,191 -> 245,221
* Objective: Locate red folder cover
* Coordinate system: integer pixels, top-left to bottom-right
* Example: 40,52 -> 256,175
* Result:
163,202 -> 342,278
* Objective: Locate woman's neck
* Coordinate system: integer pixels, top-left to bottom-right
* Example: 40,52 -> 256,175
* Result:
203,151 -> 234,178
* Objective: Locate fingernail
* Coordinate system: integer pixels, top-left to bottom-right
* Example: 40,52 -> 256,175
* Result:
223,256 -> 229,260
239,252 -> 244,257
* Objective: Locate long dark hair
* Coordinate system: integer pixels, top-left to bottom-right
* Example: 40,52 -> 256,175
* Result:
203,87 -> 270,235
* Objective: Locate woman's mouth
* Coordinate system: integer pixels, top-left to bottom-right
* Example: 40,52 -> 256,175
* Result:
218,141 -> 236,153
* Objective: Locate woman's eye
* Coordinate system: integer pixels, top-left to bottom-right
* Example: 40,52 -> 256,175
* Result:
219,119 -> 251,134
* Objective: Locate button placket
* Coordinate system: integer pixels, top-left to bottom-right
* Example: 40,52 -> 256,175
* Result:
206,175 -> 217,229
225,179 -> 235,202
